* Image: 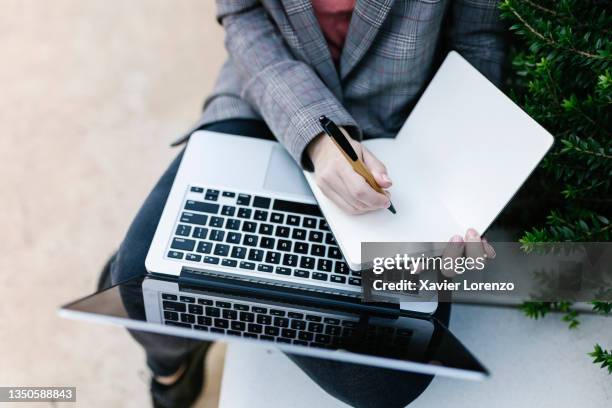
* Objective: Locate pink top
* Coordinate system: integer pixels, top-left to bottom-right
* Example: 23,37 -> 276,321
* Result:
311,0 -> 356,63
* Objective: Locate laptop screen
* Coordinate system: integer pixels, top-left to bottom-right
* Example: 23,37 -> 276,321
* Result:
60,275 -> 487,380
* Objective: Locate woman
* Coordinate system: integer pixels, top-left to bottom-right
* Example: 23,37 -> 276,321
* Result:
110,1 -> 505,406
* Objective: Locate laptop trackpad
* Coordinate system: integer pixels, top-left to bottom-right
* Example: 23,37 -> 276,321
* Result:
263,145 -> 312,197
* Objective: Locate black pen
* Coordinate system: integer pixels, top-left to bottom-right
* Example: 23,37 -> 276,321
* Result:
319,116 -> 396,214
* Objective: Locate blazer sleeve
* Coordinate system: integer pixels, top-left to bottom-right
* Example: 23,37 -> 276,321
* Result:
446,0 -> 507,87
216,0 -> 361,170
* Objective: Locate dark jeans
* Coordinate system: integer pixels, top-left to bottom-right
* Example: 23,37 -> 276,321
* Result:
110,119 -> 449,408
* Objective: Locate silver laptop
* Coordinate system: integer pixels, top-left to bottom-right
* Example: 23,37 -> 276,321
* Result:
145,130 -> 439,313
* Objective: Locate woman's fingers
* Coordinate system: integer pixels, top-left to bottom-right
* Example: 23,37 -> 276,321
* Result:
340,165 -> 390,209
317,172 -> 367,214
362,146 -> 392,188
441,234 -> 465,277
464,228 -> 485,261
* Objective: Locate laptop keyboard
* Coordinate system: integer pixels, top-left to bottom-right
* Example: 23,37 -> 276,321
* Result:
160,292 -> 413,350
166,186 -> 361,290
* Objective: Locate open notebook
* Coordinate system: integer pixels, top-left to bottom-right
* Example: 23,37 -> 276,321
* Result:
304,51 -> 554,270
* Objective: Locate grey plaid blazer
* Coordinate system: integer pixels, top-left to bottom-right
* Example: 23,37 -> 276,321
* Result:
180,0 -> 506,169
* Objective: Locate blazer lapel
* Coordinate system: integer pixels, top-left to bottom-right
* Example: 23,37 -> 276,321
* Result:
283,0 -> 343,99
340,0 -> 395,79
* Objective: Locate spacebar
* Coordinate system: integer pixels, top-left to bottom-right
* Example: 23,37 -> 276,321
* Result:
273,199 -> 321,216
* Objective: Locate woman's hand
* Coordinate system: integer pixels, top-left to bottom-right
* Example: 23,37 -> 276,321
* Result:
307,131 -> 392,214
440,229 -> 496,277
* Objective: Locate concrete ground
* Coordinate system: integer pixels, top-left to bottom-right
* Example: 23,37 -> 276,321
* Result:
1,1 -> 610,408
1,1 -> 226,406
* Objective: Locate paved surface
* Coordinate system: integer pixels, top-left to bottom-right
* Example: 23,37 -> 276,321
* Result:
0,1 -> 225,406
221,305 -> 612,407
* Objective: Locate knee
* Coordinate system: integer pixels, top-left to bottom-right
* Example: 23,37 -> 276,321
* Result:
110,230 -> 151,284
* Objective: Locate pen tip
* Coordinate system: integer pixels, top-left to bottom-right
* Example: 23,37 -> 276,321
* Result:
388,202 -> 397,214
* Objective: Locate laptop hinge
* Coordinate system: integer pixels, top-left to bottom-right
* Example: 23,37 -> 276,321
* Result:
178,268 -> 400,318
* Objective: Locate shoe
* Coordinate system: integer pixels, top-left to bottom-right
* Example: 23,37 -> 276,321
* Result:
150,342 -> 211,408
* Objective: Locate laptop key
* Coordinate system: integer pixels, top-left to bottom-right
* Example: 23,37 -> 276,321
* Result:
180,212 -> 208,225
257,315 -> 272,325
308,322 -> 324,333
270,213 -> 284,223
214,244 -> 230,256
265,251 -> 281,264
239,312 -> 255,323
210,229 -> 225,241
184,200 -> 219,214
308,231 -> 323,243
248,249 -> 264,262
281,329 -> 297,339
163,301 -> 186,312
265,326 -> 279,336
231,321 -> 245,331
223,309 -> 237,320
254,210 -> 268,221
180,296 -> 195,303
197,299 -> 213,306
236,194 -> 251,206
233,304 -> 249,311
257,264 -> 273,273
275,267 -> 291,275
291,320 -> 306,330
292,228 -> 306,240
274,317 -> 289,327
221,205 -> 235,216
276,239 -> 291,251
196,242 -> 212,254
190,186 -> 204,193
310,244 -> 325,257
192,227 -> 208,239
317,259 -> 332,272
298,332 -> 313,341
303,217 -> 317,228
197,316 -> 212,326
294,242 -> 309,254
306,315 -> 322,322
176,224 -> 191,236
205,307 -> 220,317
248,324 -> 263,334
325,325 -> 342,335
181,313 -> 195,324
319,219 -> 330,231
312,272 -> 328,281
237,208 -> 252,219
231,246 -> 246,259
226,232 -> 241,244
171,238 -> 195,251
323,317 -> 340,325
242,221 -> 257,233
270,309 -> 285,316
188,305 -> 203,315
282,254 -> 298,267
214,318 -> 229,329
275,226 -> 290,237
330,275 -> 346,284
166,247 -> 185,259
239,261 -> 255,270
334,261 -> 349,275
328,246 -> 342,259
164,311 -> 179,321
203,256 -> 219,265
349,277 -> 362,286
226,218 -> 241,230
258,223 -> 273,235
161,293 -> 178,301
260,237 -> 275,249
325,233 -> 336,245
222,191 -> 235,197
293,269 -> 310,278
222,258 -> 237,268
209,216 -> 224,228
166,321 -> 191,328
243,234 -> 258,246
287,215 -> 300,226
252,196 -> 271,208
252,306 -> 268,314
300,256 -> 315,269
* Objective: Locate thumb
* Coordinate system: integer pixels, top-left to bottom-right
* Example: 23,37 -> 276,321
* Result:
362,146 -> 392,188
